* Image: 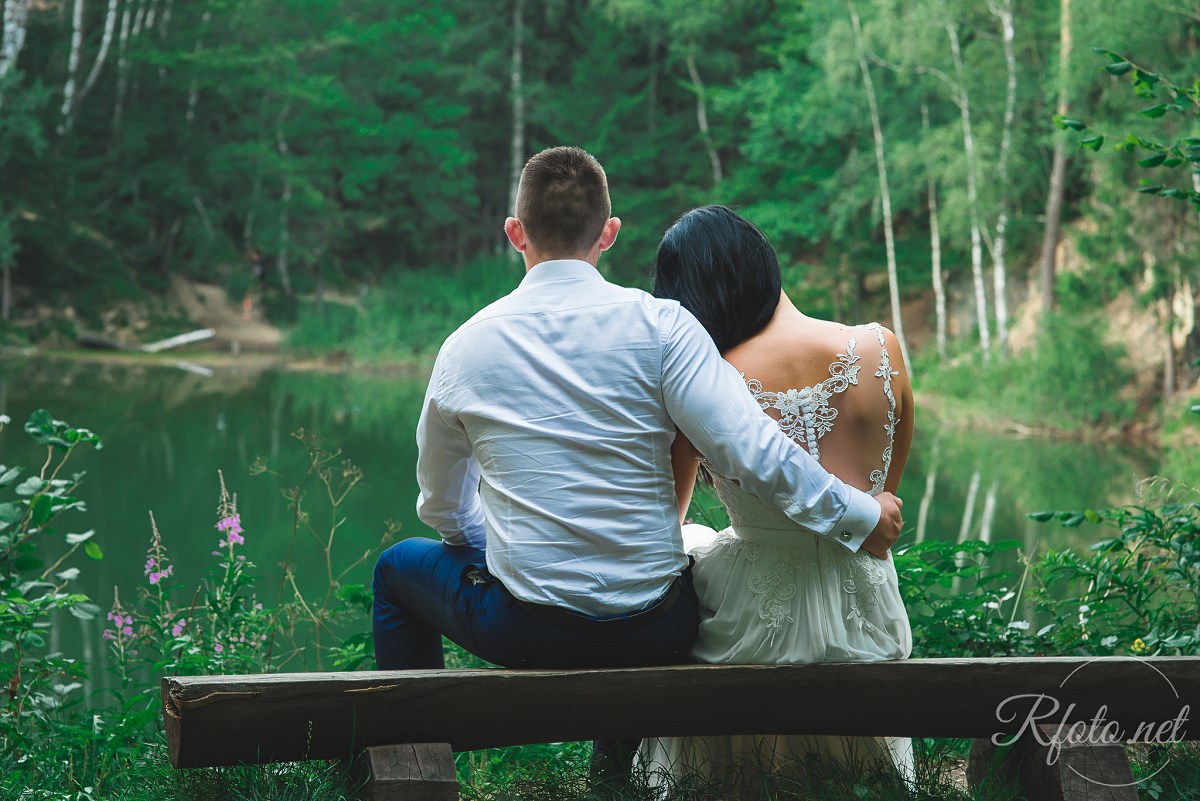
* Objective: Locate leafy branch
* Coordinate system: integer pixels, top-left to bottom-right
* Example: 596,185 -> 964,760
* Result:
1055,48 -> 1200,208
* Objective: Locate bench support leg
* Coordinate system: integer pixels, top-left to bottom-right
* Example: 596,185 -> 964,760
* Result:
362,743 -> 459,801
968,724 -> 1137,801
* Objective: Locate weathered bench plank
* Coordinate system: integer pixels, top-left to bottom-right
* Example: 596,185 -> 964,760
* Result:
163,657 -> 1200,769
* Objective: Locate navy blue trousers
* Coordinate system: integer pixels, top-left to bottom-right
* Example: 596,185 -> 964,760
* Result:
372,536 -> 699,671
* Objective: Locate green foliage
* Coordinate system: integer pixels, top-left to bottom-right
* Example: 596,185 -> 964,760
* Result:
1063,49 -> 1200,209
919,311 -> 1135,430
0,411 -> 103,762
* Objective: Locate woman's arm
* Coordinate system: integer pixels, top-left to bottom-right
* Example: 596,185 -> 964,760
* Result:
670,430 -> 702,523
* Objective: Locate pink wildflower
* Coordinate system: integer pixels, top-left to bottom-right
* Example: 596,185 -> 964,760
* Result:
102,630 -> 115,640
214,643 -> 224,654
171,619 -> 186,638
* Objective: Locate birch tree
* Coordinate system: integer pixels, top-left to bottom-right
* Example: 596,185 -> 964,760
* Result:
988,0 -> 1016,357
922,103 -> 947,361
0,0 -> 30,103
944,10 -> 990,361
65,0 -> 119,130
686,51 -> 722,186
1038,0 -> 1071,318
59,0 -> 86,132
849,0 -> 909,373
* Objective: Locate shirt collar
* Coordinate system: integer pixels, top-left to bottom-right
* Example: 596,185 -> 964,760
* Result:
519,259 -> 606,289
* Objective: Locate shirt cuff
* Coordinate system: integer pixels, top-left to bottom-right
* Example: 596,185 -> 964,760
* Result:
831,489 -> 881,553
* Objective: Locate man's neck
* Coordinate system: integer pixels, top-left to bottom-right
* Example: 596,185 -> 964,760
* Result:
523,250 -> 600,272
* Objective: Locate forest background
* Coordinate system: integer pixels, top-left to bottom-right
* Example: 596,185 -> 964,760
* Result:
0,0 -> 1198,438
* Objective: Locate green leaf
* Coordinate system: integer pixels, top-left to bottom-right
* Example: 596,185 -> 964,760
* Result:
19,632 -> 46,649
1189,404 -> 1200,415
1140,103 -> 1169,118
84,541 -> 104,561
1054,115 -> 1088,131
1061,513 -> 1086,528
1080,135 -> 1104,152
1137,184 -> 1164,195
29,495 -> 53,527
15,476 -> 43,497
65,530 -> 95,545
55,567 -> 80,582
0,466 -> 20,487
1105,62 -> 1133,76
68,602 -> 100,620
1138,152 -> 1167,167
0,502 -> 23,524
1028,511 -> 1056,522
14,554 -> 43,571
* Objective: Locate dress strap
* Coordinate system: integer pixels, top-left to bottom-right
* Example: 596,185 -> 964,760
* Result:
865,323 -> 899,495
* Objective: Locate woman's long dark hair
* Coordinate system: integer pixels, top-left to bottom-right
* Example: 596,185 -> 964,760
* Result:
652,205 -> 781,353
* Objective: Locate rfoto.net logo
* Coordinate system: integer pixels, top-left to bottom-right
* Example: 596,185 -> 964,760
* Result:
991,658 -> 1190,787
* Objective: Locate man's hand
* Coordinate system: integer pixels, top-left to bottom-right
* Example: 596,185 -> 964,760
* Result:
861,492 -> 903,560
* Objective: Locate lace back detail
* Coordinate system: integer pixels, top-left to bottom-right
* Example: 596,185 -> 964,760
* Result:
741,322 -> 899,494
744,339 -> 862,464
866,323 -> 899,495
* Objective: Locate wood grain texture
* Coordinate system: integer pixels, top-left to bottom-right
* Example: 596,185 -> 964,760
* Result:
162,657 -> 1200,768
364,743 -> 458,801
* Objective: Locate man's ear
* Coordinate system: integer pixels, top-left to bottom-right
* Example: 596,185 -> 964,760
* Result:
504,217 -> 527,252
597,217 -> 621,252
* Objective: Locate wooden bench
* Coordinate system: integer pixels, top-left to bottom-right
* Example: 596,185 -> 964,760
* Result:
162,656 -> 1200,801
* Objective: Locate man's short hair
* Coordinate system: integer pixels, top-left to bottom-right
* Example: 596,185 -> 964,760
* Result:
515,147 -> 611,257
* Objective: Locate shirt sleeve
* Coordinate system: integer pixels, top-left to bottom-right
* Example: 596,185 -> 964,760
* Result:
415,352 -> 487,549
660,306 -> 881,551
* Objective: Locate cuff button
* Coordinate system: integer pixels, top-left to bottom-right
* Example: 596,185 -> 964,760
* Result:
840,531 -> 852,541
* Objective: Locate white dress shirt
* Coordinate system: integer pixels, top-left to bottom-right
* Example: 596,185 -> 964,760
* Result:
416,259 -> 881,616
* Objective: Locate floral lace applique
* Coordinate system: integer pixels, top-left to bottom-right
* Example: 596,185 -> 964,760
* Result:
744,339 -> 862,460
865,323 -> 899,496
842,555 -> 890,632
745,547 -> 798,646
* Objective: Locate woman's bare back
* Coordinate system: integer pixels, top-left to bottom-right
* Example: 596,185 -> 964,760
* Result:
722,296 -> 914,496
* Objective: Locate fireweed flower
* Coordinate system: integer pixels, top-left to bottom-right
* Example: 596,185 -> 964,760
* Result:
170,619 -> 187,638
144,511 -> 173,586
215,470 -> 245,549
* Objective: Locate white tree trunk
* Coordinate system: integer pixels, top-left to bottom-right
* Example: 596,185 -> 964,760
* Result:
507,0 -> 524,217
59,0 -> 86,132
685,52 -> 723,186
71,0 -> 119,119
922,103 -> 947,361
111,0 -> 132,132
849,0 -> 910,373
915,437 -> 940,544
130,0 -> 146,38
979,480 -> 998,545
958,469 -> 981,545
990,0 -> 1016,357
0,0 -> 31,91
946,18 -> 991,361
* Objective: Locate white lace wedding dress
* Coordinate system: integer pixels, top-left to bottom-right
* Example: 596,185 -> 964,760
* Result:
637,323 -> 914,790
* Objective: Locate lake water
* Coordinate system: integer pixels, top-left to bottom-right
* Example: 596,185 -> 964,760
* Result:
0,356 -> 1162,692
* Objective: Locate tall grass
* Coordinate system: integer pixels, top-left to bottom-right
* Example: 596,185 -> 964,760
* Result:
287,258 -> 520,364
